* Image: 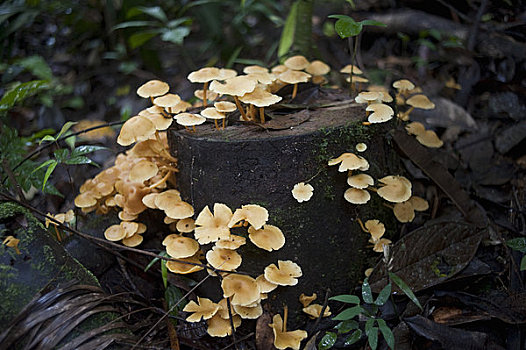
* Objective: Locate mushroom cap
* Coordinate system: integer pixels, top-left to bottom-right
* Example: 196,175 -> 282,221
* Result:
347,174 -> 374,189
346,75 -> 369,83
256,274 -> 278,293
74,192 -> 97,208
328,152 -> 369,172
153,93 -> 181,108
406,94 -> 435,109
344,188 -> 371,204
311,75 -> 329,85
306,60 -> 330,76
117,115 -> 156,146
176,218 -> 195,233
154,189 -> 181,207
373,238 -> 392,252
392,79 -> 415,92
243,65 -> 269,74
120,221 -> 139,238
183,297 -> 220,322
163,235 -> 200,258
355,91 -> 383,103
393,201 -> 415,223
278,70 -> 311,84
214,101 -> 237,113
217,298 -> 237,319
291,182 -> 314,202
217,68 -> 238,80
299,293 -> 317,308
269,314 -> 308,350
409,196 -> 429,211
368,85 -> 393,102
209,76 -> 256,97
165,201 -> 194,220
187,67 -> 221,83
200,107 -> 225,120
166,254 -> 203,274
367,103 -> 394,123
129,160 -> 159,183
142,193 -> 159,209
137,80 -> 169,98
245,72 -> 277,85
206,246 -> 242,271
175,113 -> 206,127
194,89 -> 219,101
215,234 -> 246,250
207,313 -> 242,337
303,304 -> 331,319
233,303 -> 263,319
104,224 -> 126,241
271,64 -> 288,74
377,175 -> 412,203
195,203 -> 233,244
364,219 -> 385,241
356,143 -> 367,152
168,100 -> 192,114
228,204 -> 268,230
340,64 -> 363,75
284,55 -> 310,70
122,234 -> 143,247
264,260 -> 302,286
405,121 -> 426,135
143,113 -> 173,131
416,130 -> 443,148
221,274 -> 261,306
248,224 -> 285,252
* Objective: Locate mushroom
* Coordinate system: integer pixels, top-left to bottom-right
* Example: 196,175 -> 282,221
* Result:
328,152 -> 369,172
215,235 -> 246,250
256,274 -> 278,294
194,203 -> 233,244
306,60 -> 330,84
248,225 -> 285,252
364,219 -> 385,242
366,103 -> 394,124
2,236 -> 20,255
401,94 -> 435,120
137,80 -> 170,103
268,313 -> 308,350
200,107 -> 225,130
243,65 -> 269,74
207,313 -> 242,337
299,293 -> 317,308
117,115 -> 156,146
176,218 -> 195,233
264,260 -> 302,286
228,204 -> 268,230
340,64 -> 363,75
214,101 -> 237,128
393,196 -> 429,223
206,246 -> 242,271
347,174 -> 374,189
163,234 -> 200,259
104,224 -> 127,241
278,70 -> 311,100
284,55 -> 310,71
239,86 -> 282,123
209,76 -> 256,121
187,67 -> 222,107
376,175 -> 412,203
153,93 -> 182,114
291,182 -> 314,203
183,297 -> 220,322
129,160 -> 159,183
233,303 -> 263,319
302,304 -> 331,319
392,79 -> 415,101
344,188 -> 371,204
355,91 -> 383,104
221,274 -> 261,306
175,112 -> 206,132
194,89 -> 219,105
142,113 -> 173,131
122,233 -> 143,247
416,130 -> 443,148
166,254 -> 204,274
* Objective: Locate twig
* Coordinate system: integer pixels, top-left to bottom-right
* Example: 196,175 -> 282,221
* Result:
434,0 -> 472,23
1,158 -> 27,204
312,288 -> 330,332
467,0 -> 489,51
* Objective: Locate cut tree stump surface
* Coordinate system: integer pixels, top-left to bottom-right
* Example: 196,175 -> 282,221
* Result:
168,89 -> 399,321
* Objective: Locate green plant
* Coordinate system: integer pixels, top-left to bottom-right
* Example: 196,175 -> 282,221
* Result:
319,272 -> 422,350
506,237 -> 526,271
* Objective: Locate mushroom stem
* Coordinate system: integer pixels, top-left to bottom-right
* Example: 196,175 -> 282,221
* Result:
382,203 -> 394,210
184,126 -> 190,131
149,171 -> 172,190
214,119 -> 219,130
150,96 -> 154,104
192,125 -> 196,132
222,117 -> 226,129
283,305 -> 288,332
259,107 -> 265,123
203,82 -> 209,107
356,218 -> 368,233
291,84 -> 298,99
249,104 -> 256,121
368,187 -> 378,192
362,122 -> 372,126
54,226 -> 62,241
233,96 -> 249,121
404,106 -> 415,119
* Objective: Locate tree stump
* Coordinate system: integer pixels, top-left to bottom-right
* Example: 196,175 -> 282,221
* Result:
168,91 -> 399,321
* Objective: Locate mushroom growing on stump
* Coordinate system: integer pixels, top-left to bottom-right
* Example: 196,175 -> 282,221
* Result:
209,76 -> 256,121
278,70 -> 311,100
206,246 -> 242,271
376,175 -> 412,203
117,115 -> 156,146
306,60 -> 331,85
183,297 -> 219,322
194,203 -> 233,244
269,312 -> 308,350
175,112 -> 206,132
239,86 -> 282,123
248,224 -> 285,251
187,67 -> 221,107
221,274 -> 261,306
214,101 -> 237,128
163,234 -> 199,258
264,260 -> 302,286
136,80 -> 170,103
200,107 -> 225,130
366,103 -> 394,124
291,182 -> 314,203
283,55 -> 310,71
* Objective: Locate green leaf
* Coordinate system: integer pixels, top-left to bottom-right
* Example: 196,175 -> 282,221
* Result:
144,256 -> 160,272
362,278 -> 373,304
128,30 -> 161,49
15,56 -> 53,80
359,19 -> 387,27
161,258 -> 168,288
329,294 -> 361,304
56,121 -> 78,140
136,6 -> 168,22
335,320 -> 358,334
165,284 -> 185,316
389,272 -> 423,311
161,27 -> 191,45
32,159 -> 55,174
366,324 -> 378,350
319,332 -> 337,350
71,145 -> 107,157
42,160 -> 58,190
344,329 -> 362,346
53,148 -> 70,162
167,17 -> 192,29
328,15 -> 362,38
375,282 -> 391,306
377,319 -> 395,350
521,255 -> 526,271
39,134 -> 56,144
64,156 -> 99,167
64,133 -> 76,150
112,20 -> 157,31
507,238 -> 526,253
277,0 -> 298,59
333,305 -> 363,321
0,80 -> 48,114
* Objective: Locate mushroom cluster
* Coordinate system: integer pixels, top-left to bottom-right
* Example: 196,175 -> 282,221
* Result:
392,79 -> 436,121
405,121 -> 443,148
357,219 -> 392,253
